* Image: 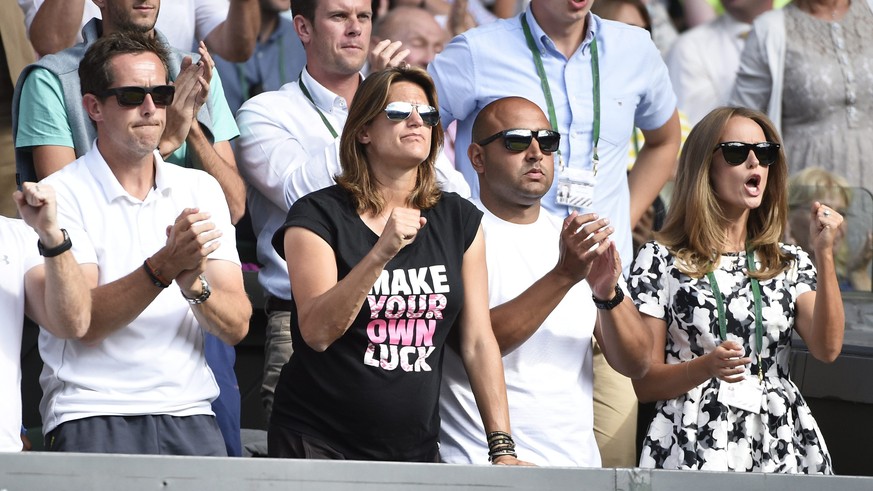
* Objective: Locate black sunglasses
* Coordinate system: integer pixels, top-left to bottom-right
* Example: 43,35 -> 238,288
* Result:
384,101 -> 440,127
100,85 -> 176,107
714,141 -> 780,166
477,129 -> 561,153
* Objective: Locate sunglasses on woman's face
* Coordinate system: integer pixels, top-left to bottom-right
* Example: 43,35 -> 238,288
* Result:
100,85 -> 176,107
477,129 -> 561,154
383,101 -> 440,127
714,141 -> 780,166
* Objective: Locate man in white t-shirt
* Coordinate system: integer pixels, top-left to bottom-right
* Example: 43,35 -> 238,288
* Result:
19,0 -> 259,61
1,182 -> 90,453
438,97 -> 652,466
38,31 -> 251,455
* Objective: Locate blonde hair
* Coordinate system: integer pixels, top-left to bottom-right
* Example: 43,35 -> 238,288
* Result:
336,66 -> 443,215
788,167 -> 851,211
656,107 -> 793,279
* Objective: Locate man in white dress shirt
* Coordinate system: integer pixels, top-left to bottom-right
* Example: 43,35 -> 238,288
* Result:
666,0 -> 773,125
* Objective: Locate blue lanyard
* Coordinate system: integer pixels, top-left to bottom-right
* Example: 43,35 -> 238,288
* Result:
520,12 -> 600,174
705,247 -> 765,383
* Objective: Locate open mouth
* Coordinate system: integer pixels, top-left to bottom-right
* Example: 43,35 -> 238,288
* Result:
745,175 -> 761,194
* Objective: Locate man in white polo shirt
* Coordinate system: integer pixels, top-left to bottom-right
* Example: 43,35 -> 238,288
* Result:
1,182 -> 90,453
38,31 -> 251,455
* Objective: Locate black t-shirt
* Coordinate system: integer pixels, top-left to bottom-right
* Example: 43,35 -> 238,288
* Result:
271,185 -> 482,461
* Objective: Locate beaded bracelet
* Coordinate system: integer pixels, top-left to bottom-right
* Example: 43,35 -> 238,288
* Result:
486,431 -> 517,462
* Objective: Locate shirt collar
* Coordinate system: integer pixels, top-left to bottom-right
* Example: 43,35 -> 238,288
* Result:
85,143 -> 170,203
300,66 -> 357,112
718,12 -> 753,37
521,6 -> 599,57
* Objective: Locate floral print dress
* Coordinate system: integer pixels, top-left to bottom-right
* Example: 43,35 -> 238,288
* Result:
628,241 -> 833,473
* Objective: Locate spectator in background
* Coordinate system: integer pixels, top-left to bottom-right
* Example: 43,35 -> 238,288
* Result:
786,167 -> 873,292
667,0 -> 773,125
371,6 -> 446,69
38,31 -> 251,455
214,0 -> 306,114
18,0 -> 259,61
730,0 -> 873,194
1,182 -> 91,453
12,0 -> 248,456
0,5 -> 34,218
629,106 -> 842,473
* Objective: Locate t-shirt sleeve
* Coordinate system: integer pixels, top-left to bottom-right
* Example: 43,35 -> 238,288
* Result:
15,68 -> 75,149
194,0 -> 230,42
205,66 -> 239,142
458,195 -> 483,251
272,192 -> 335,260
628,240 -> 668,320
634,37 -> 678,132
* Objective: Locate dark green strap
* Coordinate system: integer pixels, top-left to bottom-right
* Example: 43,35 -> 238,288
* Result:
299,78 -> 338,139
706,246 -> 765,382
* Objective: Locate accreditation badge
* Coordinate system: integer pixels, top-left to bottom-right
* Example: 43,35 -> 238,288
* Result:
717,377 -> 764,413
556,167 -> 595,209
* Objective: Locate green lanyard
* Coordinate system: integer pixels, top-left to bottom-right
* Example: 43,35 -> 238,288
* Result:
298,78 -> 339,139
520,12 -> 600,174
705,247 -> 765,383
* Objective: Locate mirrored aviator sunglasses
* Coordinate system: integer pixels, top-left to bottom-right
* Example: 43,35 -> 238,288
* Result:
715,141 -> 780,166
101,85 -> 176,107
384,101 -> 440,127
478,129 -> 561,153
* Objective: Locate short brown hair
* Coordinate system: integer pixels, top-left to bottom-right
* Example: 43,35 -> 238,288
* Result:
79,30 -> 170,98
336,66 -> 443,215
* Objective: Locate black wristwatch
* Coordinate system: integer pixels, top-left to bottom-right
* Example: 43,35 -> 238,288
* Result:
592,284 -> 624,310
38,229 -> 72,257
182,275 -> 212,305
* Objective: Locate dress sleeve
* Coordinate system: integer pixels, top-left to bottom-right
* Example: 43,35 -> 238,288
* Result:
788,245 -> 817,296
628,240 -> 669,320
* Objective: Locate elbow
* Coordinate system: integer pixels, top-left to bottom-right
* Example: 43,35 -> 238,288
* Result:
812,346 -> 842,364
224,323 -> 249,346
230,200 -> 246,225
626,356 -> 651,380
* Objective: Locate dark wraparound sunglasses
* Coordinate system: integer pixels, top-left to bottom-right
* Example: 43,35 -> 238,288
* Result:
384,101 -> 440,127
100,85 -> 176,107
714,141 -> 780,166
477,129 -> 561,153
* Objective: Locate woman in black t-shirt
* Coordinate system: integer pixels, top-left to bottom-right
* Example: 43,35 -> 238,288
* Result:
269,66 -> 527,464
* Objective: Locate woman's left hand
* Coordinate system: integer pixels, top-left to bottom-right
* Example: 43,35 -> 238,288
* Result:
491,455 -> 536,466
808,201 -> 844,254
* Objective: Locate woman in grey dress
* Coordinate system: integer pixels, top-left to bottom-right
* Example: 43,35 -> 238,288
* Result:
730,0 -> 873,194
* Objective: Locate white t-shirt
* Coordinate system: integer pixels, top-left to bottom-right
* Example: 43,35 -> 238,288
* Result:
438,202 -> 602,467
18,0 -> 228,53
0,217 -> 42,452
38,145 -> 240,434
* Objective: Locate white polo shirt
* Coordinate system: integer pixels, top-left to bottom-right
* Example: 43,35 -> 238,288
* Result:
0,218 -> 41,452
38,144 -> 240,434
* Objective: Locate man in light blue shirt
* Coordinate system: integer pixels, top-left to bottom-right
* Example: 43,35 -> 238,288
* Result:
428,0 -> 680,468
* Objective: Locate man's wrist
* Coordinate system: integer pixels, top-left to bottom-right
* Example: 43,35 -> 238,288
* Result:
36,227 -> 66,249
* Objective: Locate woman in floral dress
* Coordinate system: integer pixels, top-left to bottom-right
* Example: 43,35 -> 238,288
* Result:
628,106 -> 845,473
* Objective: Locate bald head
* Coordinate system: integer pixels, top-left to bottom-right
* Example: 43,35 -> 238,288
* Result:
472,97 -> 550,144
469,97 -> 556,222
372,7 -> 446,68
